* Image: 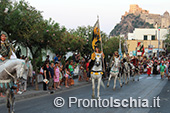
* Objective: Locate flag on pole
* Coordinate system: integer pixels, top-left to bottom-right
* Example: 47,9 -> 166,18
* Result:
123,41 -> 128,55
119,38 -> 123,59
119,48 -> 123,59
137,41 -> 145,56
92,19 -> 101,50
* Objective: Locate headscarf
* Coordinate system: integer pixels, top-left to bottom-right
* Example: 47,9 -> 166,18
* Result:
0,31 -> 14,57
0,31 -> 10,46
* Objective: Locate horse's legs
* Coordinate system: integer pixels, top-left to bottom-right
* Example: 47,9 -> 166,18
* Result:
125,73 -> 128,84
118,76 -> 122,88
128,71 -> 130,83
113,74 -> 117,90
6,90 -> 10,113
7,98 -> 10,113
137,70 -> 140,81
97,77 -> 101,99
91,78 -> 95,99
132,70 -> 135,81
107,74 -> 112,87
122,73 -> 126,84
11,91 -> 15,113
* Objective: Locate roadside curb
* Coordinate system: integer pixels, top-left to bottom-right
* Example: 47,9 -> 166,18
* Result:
0,81 -> 90,105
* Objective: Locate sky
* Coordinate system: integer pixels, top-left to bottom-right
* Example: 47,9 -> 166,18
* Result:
20,0 -> 170,35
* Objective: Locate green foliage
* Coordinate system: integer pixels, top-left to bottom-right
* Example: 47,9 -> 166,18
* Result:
69,25 -> 108,58
164,33 -> 170,53
0,0 -> 111,66
0,0 -> 86,69
103,36 -> 124,61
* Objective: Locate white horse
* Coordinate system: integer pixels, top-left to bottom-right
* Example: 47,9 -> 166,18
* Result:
0,58 -> 31,113
20,60 -> 33,91
107,57 -> 122,90
131,64 -> 140,81
121,61 -> 130,85
128,62 -> 138,81
90,52 -> 105,99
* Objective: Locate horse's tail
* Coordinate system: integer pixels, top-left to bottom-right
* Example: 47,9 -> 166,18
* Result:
100,80 -> 105,89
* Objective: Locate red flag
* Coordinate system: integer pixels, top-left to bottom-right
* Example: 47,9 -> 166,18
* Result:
137,41 -> 144,56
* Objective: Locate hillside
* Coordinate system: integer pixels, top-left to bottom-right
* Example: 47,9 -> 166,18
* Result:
109,14 -> 154,37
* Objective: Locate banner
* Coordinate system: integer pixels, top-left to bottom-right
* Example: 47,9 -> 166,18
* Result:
92,19 -> 101,50
137,41 -> 145,56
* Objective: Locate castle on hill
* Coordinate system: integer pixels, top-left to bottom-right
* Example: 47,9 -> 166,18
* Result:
122,4 -> 170,28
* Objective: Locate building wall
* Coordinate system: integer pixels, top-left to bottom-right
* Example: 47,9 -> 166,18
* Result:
128,33 -> 134,40
161,17 -> 170,28
127,40 -> 164,53
128,28 -> 168,40
127,28 -> 169,55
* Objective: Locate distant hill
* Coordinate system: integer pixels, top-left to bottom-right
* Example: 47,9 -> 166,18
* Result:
109,14 -> 154,37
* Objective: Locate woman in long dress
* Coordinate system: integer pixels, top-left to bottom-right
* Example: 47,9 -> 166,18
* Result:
147,62 -> 152,77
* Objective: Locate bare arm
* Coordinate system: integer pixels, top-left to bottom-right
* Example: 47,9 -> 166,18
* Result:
49,71 -> 51,78
44,70 -> 47,79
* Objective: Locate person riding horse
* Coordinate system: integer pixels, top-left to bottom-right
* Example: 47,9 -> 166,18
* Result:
124,53 -> 131,63
110,51 -> 121,71
123,53 -> 132,68
89,44 -> 106,99
89,45 -> 105,73
0,31 -> 16,62
131,56 -> 139,74
107,51 -> 122,90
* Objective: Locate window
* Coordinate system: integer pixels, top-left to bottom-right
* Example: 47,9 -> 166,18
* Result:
151,35 -> 155,40
144,35 -> 147,40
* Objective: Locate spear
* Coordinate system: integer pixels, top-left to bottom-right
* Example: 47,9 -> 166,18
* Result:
98,16 -> 105,73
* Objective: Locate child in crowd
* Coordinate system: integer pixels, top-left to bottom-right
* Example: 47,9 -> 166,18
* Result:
147,62 -> 152,77
160,62 -> 166,80
54,62 -> 60,90
64,68 -> 70,88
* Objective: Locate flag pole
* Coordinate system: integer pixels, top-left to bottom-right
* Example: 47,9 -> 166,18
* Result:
98,16 -> 105,73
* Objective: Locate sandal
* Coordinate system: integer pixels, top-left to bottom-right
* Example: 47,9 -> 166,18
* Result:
57,86 -> 61,89
65,86 -> 69,88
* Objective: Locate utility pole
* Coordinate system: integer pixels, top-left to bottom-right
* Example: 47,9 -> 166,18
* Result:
158,27 -> 160,58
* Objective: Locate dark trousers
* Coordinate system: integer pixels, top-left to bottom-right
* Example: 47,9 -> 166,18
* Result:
43,76 -> 48,90
43,82 -> 47,91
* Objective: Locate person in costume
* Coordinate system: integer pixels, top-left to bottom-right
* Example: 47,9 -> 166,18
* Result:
89,44 -> 106,74
0,31 -> 16,62
110,51 -> 120,67
131,56 -> 139,74
0,31 -> 17,97
147,61 -> 152,77
124,53 -> 131,64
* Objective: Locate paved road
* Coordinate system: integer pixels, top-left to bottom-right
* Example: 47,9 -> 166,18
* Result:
0,74 -> 168,113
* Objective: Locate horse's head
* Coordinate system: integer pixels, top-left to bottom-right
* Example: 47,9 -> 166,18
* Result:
27,61 -> 33,78
17,58 -> 30,80
113,58 -> 120,68
95,54 -> 101,67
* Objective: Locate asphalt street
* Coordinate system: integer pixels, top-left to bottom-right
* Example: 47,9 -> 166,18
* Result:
0,74 -> 169,113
